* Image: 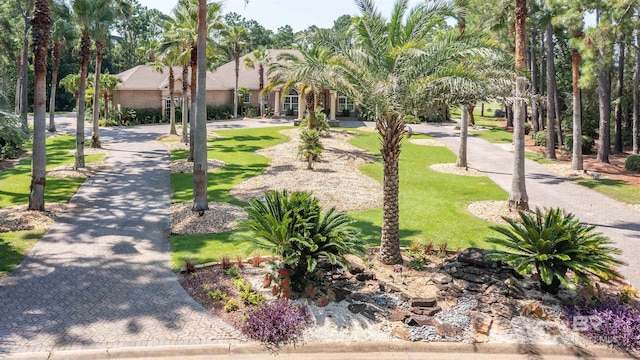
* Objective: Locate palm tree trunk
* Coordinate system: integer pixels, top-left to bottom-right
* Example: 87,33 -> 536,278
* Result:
189,47 -> 197,162
633,30 -> 639,155
182,65 -> 189,144
29,0 -> 51,211
91,42 -> 104,148
545,24 -> 556,159
234,48 -> 239,118
169,66 -> 177,135
259,65 -> 264,116
614,40 -> 625,154
509,0 -> 529,211
530,28 -> 539,133
76,31 -> 90,169
21,6 -> 30,131
571,46 -> 583,169
193,0 -> 208,212
48,44 -> 60,132
378,113 -> 403,265
457,105 -> 468,168
597,65 -> 611,163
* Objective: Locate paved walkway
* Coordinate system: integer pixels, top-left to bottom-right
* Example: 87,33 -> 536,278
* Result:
388,121 -> 639,289
1,116 -> 638,357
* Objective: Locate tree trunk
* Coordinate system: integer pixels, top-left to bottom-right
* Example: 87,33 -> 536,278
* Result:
258,65 -> 264,116
571,47 -> 583,169
457,105 -> 469,168
597,64 -> 611,163
480,102 -> 485,117
530,27 -> 539,133
378,112 -> 403,265
634,30 -> 639,155
15,53 -> 22,115
182,65 -> 189,144
91,42 -> 104,148
468,103 -> 475,126
545,24 -> 556,159
192,0 -> 208,212
189,47 -> 197,162
76,31 -> 90,169
233,48 -> 239,118
305,89 -> 316,129
29,0 -> 51,211
509,0 -> 529,211
614,40 -> 625,154
506,104 -> 514,127
169,66 -> 177,135
48,43 -> 60,132
21,6 -> 30,131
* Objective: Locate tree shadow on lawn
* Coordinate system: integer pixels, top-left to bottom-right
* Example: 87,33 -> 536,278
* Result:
351,218 -> 420,248
0,231 -> 42,277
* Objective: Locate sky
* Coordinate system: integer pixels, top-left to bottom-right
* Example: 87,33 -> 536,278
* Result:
136,0 -> 423,32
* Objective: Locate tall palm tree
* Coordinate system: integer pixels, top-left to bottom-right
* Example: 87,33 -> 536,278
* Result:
222,25 -> 248,118
48,2 -> 76,132
510,0 -> 529,210
334,0 -> 496,264
100,73 -> 120,119
244,46 -> 271,116
89,0 -> 116,148
29,0 -> 52,211
193,0 -> 208,212
264,45 -> 334,129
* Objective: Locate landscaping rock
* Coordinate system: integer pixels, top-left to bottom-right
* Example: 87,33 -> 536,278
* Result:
405,315 -> 439,327
457,248 -> 494,268
470,311 -> 493,335
361,308 -> 377,321
432,272 -> 453,284
388,308 -> 410,322
349,265 -> 365,275
436,323 -> 464,338
473,333 -> 489,343
333,288 -> 351,303
391,326 -> 412,341
504,276 -> 526,299
410,306 -> 441,316
493,316 -> 513,330
348,303 -> 366,314
356,272 -> 376,281
410,297 -> 437,308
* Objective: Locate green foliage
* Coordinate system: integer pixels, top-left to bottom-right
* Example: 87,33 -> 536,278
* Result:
300,109 -> 330,137
243,106 -> 258,118
624,155 -> 640,173
0,110 -> 27,159
404,115 -> 421,124
134,108 -> 163,124
408,259 -> 424,271
239,190 -> 365,294
486,208 -> 623,294
224,298 -> 239,312
207,288 -> 227,301
226,264 -> 241,279
207,104 -> 234,120
534,131 -> 547,146
298,129 -> 323,170
564,134 -> 594,155
524,122 -> 531,136
0,230 -> 43,277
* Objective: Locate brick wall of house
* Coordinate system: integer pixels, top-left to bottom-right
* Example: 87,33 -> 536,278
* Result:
113,90 -> 162,110
206,90 -> 233,106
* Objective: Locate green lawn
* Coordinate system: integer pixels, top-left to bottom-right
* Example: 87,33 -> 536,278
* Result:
574,178 -> 640,205
0,135 -> 105,276
169,129 -> 508,270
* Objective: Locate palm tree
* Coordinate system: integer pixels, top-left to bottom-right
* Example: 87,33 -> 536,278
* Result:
100,73 -> 120,119
264,45 -> 334,129
48,3 -> 76,132
60,73 -> 80,106
244,46 -> 271,116
89,0 -> 116,148
192,0 -> 208,212
510,0 -> 529,210
222,25 -> 248,118
29,0 -> 52,211
333,0 -> 495,264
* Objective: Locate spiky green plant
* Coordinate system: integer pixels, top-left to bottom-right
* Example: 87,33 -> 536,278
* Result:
239,190 -> 364,293
486,208 -> 623,294
298,129 -> 323,170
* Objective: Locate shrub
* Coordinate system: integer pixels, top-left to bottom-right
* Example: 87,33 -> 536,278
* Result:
298,129 -> 323,170
207,104 -> 234,120
0,110 -> 27,160
564,134 -> 594,155
486,208 -> 622,294
243,106 -> 258,118
524,122 -> 531,136
241,299 -> 309,345
534,131 -> 546,146
134,108 -> 163,124
207,288 -> 227,301
224,298 -> 239,312
300,109 -> 330,137
239,190 -> 364,295
624,155 -> 640,173
404,115 -> 421,124
226,265 -> 241,279
566,300 -> 640,351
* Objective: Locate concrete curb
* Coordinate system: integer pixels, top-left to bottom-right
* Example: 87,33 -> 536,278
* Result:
0,342 -> 634,360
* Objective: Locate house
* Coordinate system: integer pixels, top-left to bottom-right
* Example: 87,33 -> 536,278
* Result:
112,49 -> 357,121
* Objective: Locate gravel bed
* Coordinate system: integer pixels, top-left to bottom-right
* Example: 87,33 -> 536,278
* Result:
170,202 -> 247,235
170,159 -> 226,174
542,163 -> 604,180
231,129 -> 382,212
430,163 -> 484,177
0,203 -> 67,232
410,295 -> 477,343
47,162 -> 106,179
409,139 -> 446,147
467,200 -> 521,224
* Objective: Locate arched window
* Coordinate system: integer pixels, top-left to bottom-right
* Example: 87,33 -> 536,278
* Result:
283,89 -> 299,112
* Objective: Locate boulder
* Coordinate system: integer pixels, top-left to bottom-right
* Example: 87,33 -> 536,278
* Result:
391,326 -> 412,341
388,308 -> 410,322
457,248 -> 494,268
349,265 -> 365,275
436,323 -> 464,338
470,311 -> 493,335
410,306 -> 441,316
348,303 -> 366,314
410,297 -> 437,308
405,315 -> 439,327
356,272 -> 376,281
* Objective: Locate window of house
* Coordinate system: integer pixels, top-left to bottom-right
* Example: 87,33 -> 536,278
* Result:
262,93 -> 269,103
338,95 -> 354,111
242,92 -> 250,103
174,96 -> 180,108
283,89 -> 299,111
